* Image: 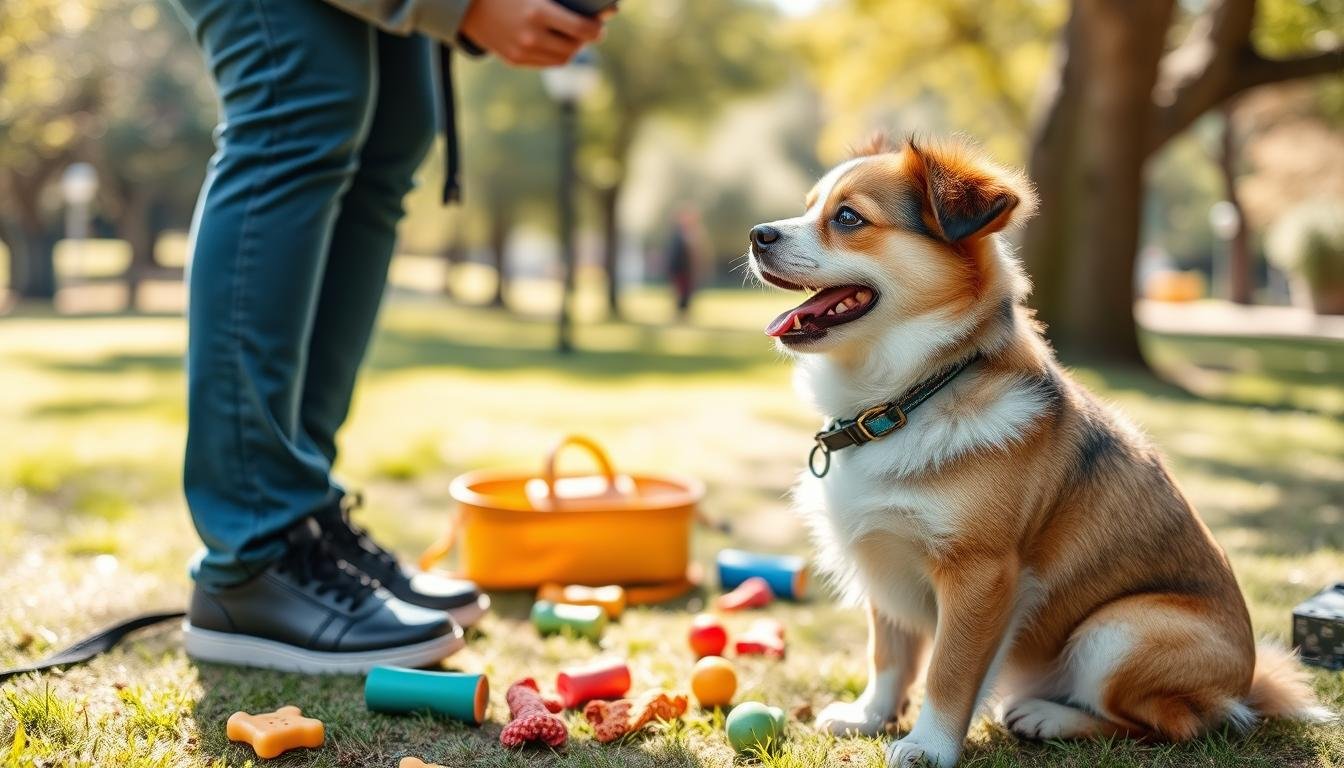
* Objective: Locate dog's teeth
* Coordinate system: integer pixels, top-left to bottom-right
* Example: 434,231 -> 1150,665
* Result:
826,308 -> 836,315
793,316 -> 803,331
856,290 -> 870,303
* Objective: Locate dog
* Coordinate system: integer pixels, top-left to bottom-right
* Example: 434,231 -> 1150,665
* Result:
747,135 -> 1328,767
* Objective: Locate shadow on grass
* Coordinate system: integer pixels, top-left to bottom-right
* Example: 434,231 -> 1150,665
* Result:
1179,454 -> 1344,556
366,326 -> 766,379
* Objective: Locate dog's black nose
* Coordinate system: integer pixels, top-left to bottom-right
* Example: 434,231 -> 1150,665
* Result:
750,224 -> 781,251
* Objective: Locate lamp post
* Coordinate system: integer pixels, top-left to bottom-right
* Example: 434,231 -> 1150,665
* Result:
541,50 -> 599,354
61,162 -> 99,287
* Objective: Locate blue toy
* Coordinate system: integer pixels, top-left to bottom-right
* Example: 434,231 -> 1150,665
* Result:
716,549 -> 807,600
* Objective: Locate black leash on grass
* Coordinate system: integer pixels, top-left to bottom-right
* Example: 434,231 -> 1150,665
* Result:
0,611 -> 184,684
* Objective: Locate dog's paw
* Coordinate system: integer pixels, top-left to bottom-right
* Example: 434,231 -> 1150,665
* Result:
884,736 -> 956,768
815,700 -> 892,736
1002,698 -> 1098,741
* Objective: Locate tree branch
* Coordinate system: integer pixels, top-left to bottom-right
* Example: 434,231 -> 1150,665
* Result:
1236,47 -> 1344,91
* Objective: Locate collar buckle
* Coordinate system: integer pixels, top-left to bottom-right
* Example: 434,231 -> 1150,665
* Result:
855,403 -> 907,442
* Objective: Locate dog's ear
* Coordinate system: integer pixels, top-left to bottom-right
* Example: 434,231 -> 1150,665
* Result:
903,139 -> 1037,243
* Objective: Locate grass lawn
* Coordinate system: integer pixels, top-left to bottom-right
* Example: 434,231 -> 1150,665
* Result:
1,279 -> 1342,767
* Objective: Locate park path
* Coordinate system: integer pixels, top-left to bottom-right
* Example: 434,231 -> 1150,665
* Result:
1137,299 -> 1344,342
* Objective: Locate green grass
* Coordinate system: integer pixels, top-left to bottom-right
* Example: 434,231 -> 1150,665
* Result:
1,282 -> 1342,767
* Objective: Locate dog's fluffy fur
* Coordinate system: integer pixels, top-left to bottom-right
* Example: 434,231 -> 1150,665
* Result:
748,136 -> 1329,767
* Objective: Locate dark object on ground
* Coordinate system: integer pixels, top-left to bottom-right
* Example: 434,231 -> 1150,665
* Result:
1293,582 -> 1344,670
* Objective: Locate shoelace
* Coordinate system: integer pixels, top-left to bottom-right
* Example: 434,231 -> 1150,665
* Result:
330,495 -> 402,576
277,533 -> 376,610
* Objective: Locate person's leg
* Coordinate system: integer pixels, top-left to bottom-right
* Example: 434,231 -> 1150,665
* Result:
297,30 -> 436,466
297,34 -> 492,627
179,0 -> 382,589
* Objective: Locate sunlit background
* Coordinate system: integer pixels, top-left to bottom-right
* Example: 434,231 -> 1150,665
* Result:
1,0 -> 1342,766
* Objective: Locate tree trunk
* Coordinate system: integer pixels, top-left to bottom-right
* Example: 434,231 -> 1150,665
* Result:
598,181 -> 622,318
7,184 -> 58,302
1023,0 -> 1174,366
120,191 -> 158,311
1218,102 -> 1253,305
488,211 -> 510,309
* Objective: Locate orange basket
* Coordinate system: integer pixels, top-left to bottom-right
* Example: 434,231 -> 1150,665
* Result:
419,436 -> 704,602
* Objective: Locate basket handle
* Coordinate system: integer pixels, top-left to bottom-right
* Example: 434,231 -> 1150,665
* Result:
542,434 -> 619,503
418,508 -> 460,572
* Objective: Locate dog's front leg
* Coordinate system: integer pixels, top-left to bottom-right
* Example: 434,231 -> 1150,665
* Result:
886,556 -> 1017,768
817,600 -> 928,735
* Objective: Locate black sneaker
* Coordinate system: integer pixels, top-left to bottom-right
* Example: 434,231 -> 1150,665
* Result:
318,497 -> 490,628
183,519 -> 464,674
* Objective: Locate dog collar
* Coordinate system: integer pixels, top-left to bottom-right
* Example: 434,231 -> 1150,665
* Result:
809,352 -> 982,477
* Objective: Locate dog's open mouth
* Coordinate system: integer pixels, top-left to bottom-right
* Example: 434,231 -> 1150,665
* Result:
761,272 -> 879,344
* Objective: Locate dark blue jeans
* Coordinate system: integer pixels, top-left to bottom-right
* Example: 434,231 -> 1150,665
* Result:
174,0 -> 436,588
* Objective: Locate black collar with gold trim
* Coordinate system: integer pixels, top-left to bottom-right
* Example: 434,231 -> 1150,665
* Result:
809,352 -> 982,477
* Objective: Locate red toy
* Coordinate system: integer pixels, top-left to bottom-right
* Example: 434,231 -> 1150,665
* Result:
556,659 -> 632,709
583,690 -> 688,742
715,576 -> 774,611
687,613 -> 728,657
734,618 -> 786,658
500,679 -> 568,748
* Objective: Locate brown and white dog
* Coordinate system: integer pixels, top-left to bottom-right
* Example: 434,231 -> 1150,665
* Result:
747,136 -> 1328,767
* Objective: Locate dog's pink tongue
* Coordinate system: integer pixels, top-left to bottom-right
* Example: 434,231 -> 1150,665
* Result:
765,285 -> 853,337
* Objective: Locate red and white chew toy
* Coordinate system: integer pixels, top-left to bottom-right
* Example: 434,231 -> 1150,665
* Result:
715,576 -> 774,611
500,678 -> 568,748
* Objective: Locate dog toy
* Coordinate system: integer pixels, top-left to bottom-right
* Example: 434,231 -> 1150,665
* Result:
717,549 -> 808,600
364,666 -> 488,724
531,600 -> 608,641
688,613 -> 728,657
400,759 -> 447,768
226,705 -> 325,759
583,689 -> 688,742
690,655 -> 737,708
500,678 -> 568,748
715,576 -> 774,611
538,583 -> 627,619
725,701 -> 786,753
734,618 -> 786,658
555,658 -> 631,708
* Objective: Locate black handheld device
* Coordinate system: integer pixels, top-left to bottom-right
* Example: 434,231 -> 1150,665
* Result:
554,0 -> 620,16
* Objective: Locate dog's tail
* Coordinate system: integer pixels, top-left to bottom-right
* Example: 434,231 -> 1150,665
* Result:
1234,642 -> 1333,726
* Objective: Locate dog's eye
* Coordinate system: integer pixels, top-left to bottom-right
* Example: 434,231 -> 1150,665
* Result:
834,207 -> 865,228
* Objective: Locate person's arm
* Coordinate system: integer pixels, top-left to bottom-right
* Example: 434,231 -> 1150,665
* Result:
324,0 -> 606,66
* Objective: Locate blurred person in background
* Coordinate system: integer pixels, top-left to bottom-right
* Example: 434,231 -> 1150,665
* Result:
667,205 -> 706,320
170,0 -> 612,673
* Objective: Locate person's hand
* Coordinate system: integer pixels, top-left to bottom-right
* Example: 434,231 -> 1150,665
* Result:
460,0 -> 610,67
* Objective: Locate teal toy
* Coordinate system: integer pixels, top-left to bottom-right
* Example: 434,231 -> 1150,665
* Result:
717,549 -> 808,600
364,667 -> 489,725
725,701 -> 786,753
531,600 -> 607,641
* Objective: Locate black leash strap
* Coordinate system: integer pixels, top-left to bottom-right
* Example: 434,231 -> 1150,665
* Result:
438,43 -> 461,204
809,352 -> 982,477
0,611 -> 184,684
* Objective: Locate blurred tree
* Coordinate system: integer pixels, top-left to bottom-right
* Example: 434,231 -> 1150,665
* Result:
580,0 -> 785,316
0,0 -> 101,302
84,0 -> 214,307
1023,0 -> 1344,363
457,58 -> 562,309
798,0 -> 1063,163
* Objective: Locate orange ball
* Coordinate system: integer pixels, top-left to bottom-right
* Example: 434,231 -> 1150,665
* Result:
690,655 -> 737,708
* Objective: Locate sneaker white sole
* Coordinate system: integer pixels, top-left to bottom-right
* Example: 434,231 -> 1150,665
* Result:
182,621 -> 464,675
448,593 -> 491,629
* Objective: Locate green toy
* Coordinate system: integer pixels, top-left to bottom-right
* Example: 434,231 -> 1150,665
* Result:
364,666 -> 489,725
530,600 -> 607,641
725,701 -> 786,753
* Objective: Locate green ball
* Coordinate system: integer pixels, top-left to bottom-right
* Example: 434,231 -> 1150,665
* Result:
725,701 -> 786,753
